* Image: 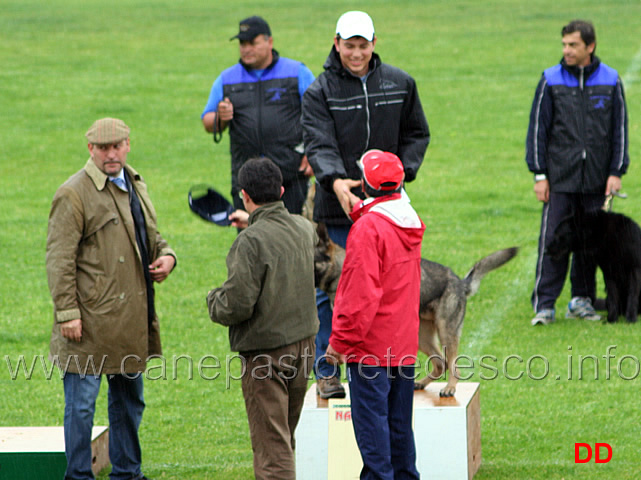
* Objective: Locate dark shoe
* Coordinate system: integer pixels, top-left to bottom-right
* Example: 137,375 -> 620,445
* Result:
317,377 -> 346,399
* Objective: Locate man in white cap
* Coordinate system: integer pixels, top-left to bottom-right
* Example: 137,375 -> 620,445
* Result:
326,150 -> 424,480
46,118 -> 176,480
301,10 -> 430,399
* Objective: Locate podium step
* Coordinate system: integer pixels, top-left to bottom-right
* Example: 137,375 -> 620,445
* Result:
0,426 -> 109,479
296,382 -> 481,479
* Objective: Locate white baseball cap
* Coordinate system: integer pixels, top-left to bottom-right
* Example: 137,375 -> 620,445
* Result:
335,11 -> 375,41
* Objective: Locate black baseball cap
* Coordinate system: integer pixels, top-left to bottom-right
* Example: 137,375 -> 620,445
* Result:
188,185 -> 235,227
230,16 -> 271,41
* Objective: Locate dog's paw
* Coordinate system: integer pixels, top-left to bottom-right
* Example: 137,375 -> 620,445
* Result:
439,387 -> 456,397
413,382 -> 426,391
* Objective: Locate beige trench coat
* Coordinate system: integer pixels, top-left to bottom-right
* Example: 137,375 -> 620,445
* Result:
46,159 -> 176,374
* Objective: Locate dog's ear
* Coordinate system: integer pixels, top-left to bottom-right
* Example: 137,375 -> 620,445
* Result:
317,222 -> 330,246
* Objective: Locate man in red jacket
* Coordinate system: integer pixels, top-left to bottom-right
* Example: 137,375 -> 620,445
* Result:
326,150 -> 425,480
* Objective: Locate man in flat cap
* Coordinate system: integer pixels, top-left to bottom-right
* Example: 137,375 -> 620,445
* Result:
46,118 -> 177,480
201,16 -> 316,216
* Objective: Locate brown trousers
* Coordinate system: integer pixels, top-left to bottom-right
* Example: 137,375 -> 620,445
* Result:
240,336 -> 315,480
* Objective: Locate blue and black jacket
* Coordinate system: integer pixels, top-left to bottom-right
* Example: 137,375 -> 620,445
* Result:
211,50 -> 310,192
526,55 -> 628,193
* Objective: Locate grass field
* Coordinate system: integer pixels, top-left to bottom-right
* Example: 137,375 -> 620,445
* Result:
2,0 -> 641,478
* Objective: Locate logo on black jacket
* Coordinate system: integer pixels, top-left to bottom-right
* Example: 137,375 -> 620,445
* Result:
379,79 -> 399,90
591,95 -> 608,109
267,87 -> 287,101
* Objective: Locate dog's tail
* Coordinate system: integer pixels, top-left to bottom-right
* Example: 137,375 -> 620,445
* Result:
463,247 -> 519,297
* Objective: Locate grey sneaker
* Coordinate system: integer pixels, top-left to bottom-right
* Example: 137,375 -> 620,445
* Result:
531,309 -> 555,326
566,297 -> 601,321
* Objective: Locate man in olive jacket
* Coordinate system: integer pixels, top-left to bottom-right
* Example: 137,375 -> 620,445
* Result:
46,118 -> 176,480
207,157 -> 318,480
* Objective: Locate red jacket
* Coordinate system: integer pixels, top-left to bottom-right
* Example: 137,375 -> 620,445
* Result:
330,194 -> 425,366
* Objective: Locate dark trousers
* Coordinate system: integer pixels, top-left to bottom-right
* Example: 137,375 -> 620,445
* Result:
281,174 -> 310,215
347,363 -> 420,480
314,225 -> 350,379
240,336 -> 315,480
532,192 -> 604,312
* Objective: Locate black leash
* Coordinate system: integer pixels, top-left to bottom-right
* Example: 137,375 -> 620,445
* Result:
213,114 -> 222,144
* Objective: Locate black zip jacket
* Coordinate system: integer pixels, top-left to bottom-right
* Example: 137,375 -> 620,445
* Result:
525,55 -> 629,193
302,47 -> 430,225
222,50 -> 306,192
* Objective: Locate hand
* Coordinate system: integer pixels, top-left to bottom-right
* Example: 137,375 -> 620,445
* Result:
150,255 -> 176,283
332,178 -> 362,217
60,319 -> 82,342
298,155 -> 314,177
217,97 -> 234,122
325,344 -> 345,365
534,178 -> 549,203
229,209 -> 249,229
605,175 -> 621,196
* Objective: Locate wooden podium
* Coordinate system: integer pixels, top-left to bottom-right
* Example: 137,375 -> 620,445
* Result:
0,426 -> 109,479
296,382 -> 481,480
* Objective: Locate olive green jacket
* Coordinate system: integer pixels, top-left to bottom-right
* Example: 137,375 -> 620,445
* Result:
46,159 -> 176,374
207,201 -> 318,353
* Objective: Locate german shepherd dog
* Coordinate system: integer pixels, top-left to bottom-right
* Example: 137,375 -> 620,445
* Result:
314,223 -> 518,397
546,210 -> 641,323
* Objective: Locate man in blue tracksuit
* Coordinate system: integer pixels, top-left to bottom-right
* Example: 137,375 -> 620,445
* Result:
201,16 -> 315,214
525,19 -> 629,326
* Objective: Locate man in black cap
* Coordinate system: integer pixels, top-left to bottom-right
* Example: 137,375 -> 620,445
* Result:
201,16 -> 316,215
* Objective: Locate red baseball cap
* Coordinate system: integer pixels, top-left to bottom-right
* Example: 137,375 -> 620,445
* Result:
358,149 -> 405,191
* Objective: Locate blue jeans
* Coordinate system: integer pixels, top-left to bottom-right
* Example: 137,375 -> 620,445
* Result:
347,364 -> 420,480
63,373 -> 146,480
314,288 -> 338,378
314,224 -> 351,379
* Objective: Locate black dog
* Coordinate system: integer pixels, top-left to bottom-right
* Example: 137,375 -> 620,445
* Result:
546,210 -> 641,323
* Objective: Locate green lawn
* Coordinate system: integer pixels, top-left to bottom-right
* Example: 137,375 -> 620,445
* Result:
1,0 -> 641,478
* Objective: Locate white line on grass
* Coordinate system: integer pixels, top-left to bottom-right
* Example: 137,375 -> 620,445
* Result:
463,248 -> 537,360
622,44 -> 641,92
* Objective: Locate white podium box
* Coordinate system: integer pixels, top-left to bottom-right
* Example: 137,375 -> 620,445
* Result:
0,426 -> 110,479
296,382 -> 481,480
